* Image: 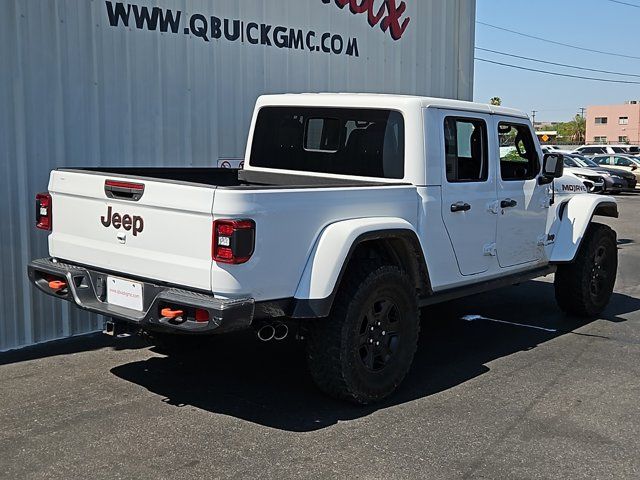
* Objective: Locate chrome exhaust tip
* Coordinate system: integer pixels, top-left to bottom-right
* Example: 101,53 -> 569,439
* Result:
257,324 -> 276,342
273,322 -> 289,341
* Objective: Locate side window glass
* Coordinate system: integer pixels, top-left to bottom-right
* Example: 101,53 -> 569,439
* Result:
498,123 -> 540,181
444,117 -> 488,182
615,157 -> 631,166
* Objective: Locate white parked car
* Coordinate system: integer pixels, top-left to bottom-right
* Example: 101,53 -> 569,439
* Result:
573,144 -> 637,156
561,165 -> 606,193
28,94 -> 619,404
507,148 -> 603,192
541,146 -> 574,155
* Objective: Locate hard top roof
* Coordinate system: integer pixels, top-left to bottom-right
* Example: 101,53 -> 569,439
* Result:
256,93 -> 528,119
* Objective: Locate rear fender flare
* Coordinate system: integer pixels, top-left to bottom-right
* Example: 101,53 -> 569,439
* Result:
550,195 -> 618,263
292,218 -> 427,317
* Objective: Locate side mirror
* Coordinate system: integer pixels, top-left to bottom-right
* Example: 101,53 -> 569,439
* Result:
539,153 -> 564,184
631,165 -> 637,171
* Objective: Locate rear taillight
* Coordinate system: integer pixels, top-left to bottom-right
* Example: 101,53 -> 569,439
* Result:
212,219 -> 255,264
36,192 -> 52,230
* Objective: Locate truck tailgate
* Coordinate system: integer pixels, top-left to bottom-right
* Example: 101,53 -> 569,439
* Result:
48,170 -> 215,291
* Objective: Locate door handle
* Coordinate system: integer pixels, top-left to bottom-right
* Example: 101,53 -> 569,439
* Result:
500,199 -> 518,209
451,202 -> 472,213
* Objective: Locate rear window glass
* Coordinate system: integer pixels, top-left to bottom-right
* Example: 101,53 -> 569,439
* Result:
250,107 -> 405,179
444,117 -> 488,182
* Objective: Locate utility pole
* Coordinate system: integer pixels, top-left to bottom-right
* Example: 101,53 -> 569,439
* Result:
579,107 -> 586,118
578,108 -> 586,144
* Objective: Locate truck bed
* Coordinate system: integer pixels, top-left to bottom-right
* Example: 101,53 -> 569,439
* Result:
48,167 -> 416,296
65,167 -> 404,189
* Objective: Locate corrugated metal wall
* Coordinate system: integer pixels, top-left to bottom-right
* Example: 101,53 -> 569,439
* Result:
0,0 -> 476,351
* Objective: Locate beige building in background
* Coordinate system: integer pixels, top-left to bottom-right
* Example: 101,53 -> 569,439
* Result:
586,101 -> 640,145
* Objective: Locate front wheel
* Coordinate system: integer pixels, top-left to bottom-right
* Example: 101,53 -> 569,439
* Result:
554,223 -> 617,317
305,262 -> 420,404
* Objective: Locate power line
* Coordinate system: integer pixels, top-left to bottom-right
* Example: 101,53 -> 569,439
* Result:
607,0 -> 640,8
534,107 -> 584,112
475,58 -> 640,84
476,47 -> 640,78
476,21 -> 640,60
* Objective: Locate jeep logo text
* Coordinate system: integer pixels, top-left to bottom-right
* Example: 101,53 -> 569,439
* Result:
101,206 -> 144,236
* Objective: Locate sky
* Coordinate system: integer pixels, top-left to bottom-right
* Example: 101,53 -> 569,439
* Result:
474,0 -> 640,122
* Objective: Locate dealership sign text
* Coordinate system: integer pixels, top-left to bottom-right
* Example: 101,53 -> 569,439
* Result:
321,0 -> 411,40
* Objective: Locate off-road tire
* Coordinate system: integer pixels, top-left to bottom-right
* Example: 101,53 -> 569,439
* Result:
305,262 -> 420,404
554,222 -> 617,317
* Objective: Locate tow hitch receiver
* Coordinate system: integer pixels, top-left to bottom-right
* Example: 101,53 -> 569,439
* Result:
103,320 -> 116,336
103,319 -> 137,337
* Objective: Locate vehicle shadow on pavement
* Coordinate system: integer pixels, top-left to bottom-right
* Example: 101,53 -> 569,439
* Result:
109,280 -> 640,432
0,331 -> 147,367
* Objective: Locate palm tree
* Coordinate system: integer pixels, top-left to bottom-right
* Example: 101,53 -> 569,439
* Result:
557,115 -> 586,144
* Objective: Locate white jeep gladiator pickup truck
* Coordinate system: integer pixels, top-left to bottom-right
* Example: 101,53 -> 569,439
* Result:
29,94 -> 619,404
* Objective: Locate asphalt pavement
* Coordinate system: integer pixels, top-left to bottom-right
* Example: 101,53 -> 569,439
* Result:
1,194 -> 639,480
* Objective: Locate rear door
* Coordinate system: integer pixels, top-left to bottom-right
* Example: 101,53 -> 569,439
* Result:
493,117 -> 550,268
48,170 -> 215,291
439,111 -> 498,276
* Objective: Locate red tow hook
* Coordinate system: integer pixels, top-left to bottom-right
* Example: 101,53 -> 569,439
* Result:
48,280 -> 67,292
160,308 -> 184,319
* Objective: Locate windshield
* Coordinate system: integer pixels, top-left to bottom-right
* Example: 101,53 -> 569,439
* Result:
565,155 -> 590,168
580,157 -> 599,167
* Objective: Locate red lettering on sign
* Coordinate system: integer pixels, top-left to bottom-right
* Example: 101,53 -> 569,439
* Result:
322,0 -> 411,41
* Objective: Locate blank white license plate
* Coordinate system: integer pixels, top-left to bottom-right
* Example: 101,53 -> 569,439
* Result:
106,276 -> 144,311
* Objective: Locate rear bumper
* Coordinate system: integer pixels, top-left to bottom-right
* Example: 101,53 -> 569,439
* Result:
27,258 -> 255,334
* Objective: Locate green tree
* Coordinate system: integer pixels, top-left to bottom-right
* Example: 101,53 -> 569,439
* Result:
557,115 -> 586,144
490,96 -> 502,106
